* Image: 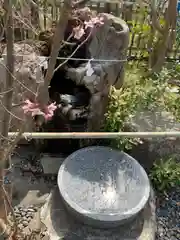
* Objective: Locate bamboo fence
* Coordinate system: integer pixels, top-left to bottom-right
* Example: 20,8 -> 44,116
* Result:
1,0 -> 180,60
34,0 -> 180,61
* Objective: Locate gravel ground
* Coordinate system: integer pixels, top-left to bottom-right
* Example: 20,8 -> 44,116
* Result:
156,187 -> 180,240
8,206 -> 38,229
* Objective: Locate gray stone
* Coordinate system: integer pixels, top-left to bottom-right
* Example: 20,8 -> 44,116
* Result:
27,213 -> 34,218
58,146 -> 150,228
15,213 -> 21,219
27,208 -> 35,213
22,220 -> 29,227
40,154 -> 65,174
66,14 -> 129,132
22,216 -> 28,221
21,212 -> 26,217
27,217 -> 32,222
14,209 -> 20,214
26,213 -> 33,219
40,186 -> 156,240
18,224 -> 24,230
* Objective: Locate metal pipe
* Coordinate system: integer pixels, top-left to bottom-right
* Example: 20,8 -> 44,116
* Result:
7,132 -> 180,139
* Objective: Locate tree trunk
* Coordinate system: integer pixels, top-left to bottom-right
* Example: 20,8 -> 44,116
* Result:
151,0 -> 178,72
37,0 -> 72,106
1,0 -> 14,140
0,0 -> 14,224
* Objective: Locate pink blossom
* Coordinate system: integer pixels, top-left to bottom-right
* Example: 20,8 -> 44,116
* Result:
44,103 -> 57,120
73,25 -> 85,39
22,100 -> 42,116
22,99 -> 57,121
84,17 -> 104,29
22,99 -> 36,113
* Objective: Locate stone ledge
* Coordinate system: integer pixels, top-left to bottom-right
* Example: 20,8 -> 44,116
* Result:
40,154 -> 66,174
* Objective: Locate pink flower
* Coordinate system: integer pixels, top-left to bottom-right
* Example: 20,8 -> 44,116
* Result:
73,25 -> 85,39
44,103 -> 57,120
22,99 -> 36,113
84,16 -> 104,29
22,99 -> 57,121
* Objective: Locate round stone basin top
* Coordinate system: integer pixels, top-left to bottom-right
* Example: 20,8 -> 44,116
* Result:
58,146 -> 150,227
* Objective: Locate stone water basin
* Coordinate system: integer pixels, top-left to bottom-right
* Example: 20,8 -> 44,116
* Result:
58,146 -> 150,228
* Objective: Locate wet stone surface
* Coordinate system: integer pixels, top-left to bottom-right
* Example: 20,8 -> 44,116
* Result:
58,146 -> 150,227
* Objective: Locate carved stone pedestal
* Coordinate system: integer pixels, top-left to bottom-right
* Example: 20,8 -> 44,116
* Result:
40,187 -> 156,240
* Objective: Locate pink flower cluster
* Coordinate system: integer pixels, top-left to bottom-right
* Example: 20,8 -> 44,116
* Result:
73,16 -> 104,40
22,99 -> 57,121
84,16 -> 104,29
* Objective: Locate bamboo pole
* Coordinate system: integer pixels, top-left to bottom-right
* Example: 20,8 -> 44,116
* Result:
7,131 -> 180,139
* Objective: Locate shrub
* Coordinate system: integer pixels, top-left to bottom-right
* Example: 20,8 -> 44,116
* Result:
149,157 -> 180,193
104,60 -> 180,151
104,63 -> 169,150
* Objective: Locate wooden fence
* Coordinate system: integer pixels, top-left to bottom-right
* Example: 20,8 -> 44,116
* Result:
32,0 -> 180,61
2,0 -> 180,61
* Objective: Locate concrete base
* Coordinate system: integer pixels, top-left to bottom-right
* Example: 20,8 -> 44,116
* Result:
40,187 -> 156,240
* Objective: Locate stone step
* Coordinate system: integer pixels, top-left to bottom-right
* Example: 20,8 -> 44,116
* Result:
40,154 -> 66,174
